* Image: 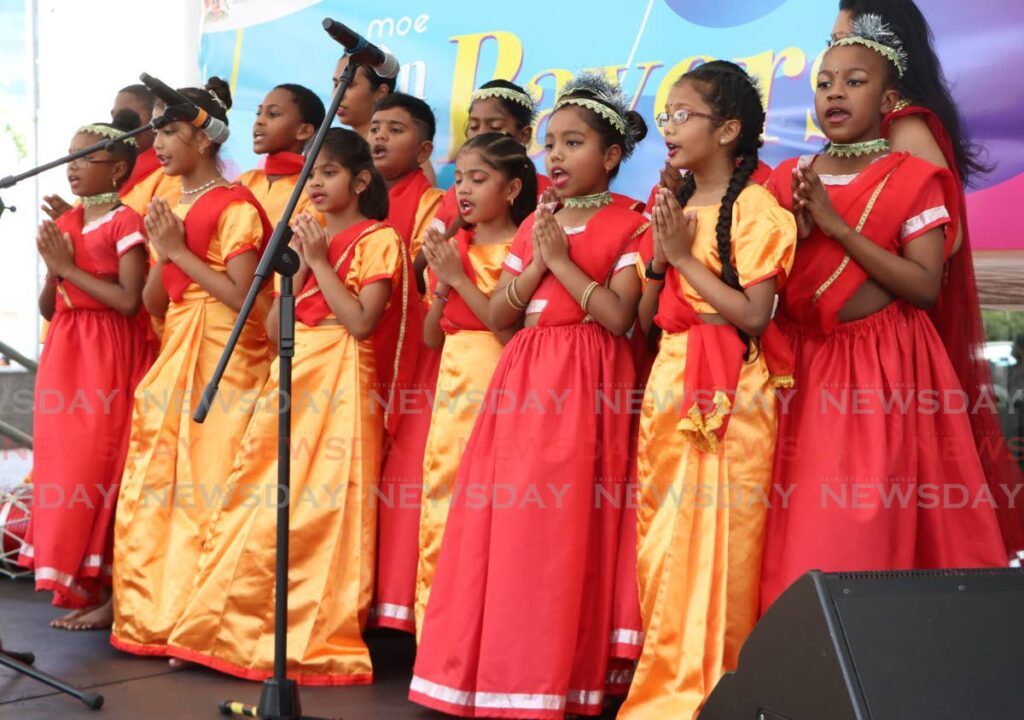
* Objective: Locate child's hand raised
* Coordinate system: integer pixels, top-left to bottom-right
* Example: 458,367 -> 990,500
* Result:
794,167 -> 846,239
538,187 -> 560,212
292,212 -> 329,269
37,220 -> 75,277
652,187 -> 696,267
658,162 -> 684,197
422,227 -> 462,292
41,195 -> 73,221
791,168 -> 816,240
534,204 -> 570,270
145,198 -> 186,262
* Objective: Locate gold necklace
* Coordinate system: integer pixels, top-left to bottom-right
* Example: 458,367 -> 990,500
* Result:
563,191 -> 613,210
82,192 -> 120,207
825,138 -> 890,159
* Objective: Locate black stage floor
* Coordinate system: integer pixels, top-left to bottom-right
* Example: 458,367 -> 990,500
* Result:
0,577 -> 623,719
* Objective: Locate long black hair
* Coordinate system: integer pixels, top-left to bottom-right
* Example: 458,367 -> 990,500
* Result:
459,132 -> 538,226
838,0 -> 990,184
675,60 -> 765,354
318,128 -> 389,220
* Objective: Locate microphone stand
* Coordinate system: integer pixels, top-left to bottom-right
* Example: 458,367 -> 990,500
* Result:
0,634 -> 104,710
0,120 -> 164,214
193,38 -> 366,720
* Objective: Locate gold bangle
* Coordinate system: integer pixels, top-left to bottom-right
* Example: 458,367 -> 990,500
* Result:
580,280 -> 600,314
505,277 -> 527,310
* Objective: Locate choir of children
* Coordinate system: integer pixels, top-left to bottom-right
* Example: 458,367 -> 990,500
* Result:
20,6 -> 1017,718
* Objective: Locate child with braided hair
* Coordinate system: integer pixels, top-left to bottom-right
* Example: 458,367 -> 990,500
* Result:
620,60 -> 797,720
410,72 -> 649,719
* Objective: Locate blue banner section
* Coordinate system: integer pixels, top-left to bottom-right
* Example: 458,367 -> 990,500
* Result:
199,0 -> 1022,244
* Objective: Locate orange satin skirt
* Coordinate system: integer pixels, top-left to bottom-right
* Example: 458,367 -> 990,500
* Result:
111,293 -> 270,654
166,324 -> 382,684
415,329 -> 505,635
619,329 -> 778,720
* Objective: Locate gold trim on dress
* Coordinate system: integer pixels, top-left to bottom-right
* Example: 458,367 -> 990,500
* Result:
811,168 -> 897,303
295,223 -> 384,304
677,389 -> 732,454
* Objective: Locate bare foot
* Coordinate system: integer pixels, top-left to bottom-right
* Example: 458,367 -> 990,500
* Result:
50,607 -> 89,629
63,597 -> 113,631
168,657 -> 187,668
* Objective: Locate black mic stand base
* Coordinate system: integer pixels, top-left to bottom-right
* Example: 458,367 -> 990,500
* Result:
0,635 -> 104,710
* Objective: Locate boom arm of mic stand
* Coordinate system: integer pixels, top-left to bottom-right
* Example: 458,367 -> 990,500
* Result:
193,58 -> 361,424
0,119 -> 165,191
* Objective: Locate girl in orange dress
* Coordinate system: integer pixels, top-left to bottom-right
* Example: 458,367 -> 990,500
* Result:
20,115 -> 154,630
167,128 -> 414,684
111,78 -> 274,656
410,73 -> 648,719
618,61 -> 796,720
414,132 -> 538,635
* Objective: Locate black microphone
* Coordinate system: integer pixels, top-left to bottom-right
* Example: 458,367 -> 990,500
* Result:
322,19 -> 400,79
138,73 -> 230,144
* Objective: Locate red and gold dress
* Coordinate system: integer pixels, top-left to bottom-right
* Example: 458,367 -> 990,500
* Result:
759,152 -> 1007,610
415,228 -> 512,635
619,185 -> 796,720
19,205 -> 155,608
111,186 -> 273,655
166,220 -> 410,684
410,204 -> 647,719
372,168 -> 444,632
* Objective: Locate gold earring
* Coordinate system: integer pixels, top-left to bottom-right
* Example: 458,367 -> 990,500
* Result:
112,177 -> 117,189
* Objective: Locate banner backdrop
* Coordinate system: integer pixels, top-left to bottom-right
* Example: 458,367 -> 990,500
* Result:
199,0 -> 1023,249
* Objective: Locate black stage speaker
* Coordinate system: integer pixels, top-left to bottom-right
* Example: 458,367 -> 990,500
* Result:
698,569 -> 1024,720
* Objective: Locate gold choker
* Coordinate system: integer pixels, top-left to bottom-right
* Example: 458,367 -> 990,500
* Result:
563,191 -> 613,210
82,192 -> 120,207
825,138 -> 890,158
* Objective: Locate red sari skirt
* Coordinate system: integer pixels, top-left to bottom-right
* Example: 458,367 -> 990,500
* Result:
410,322 -> 635,719
20,308 -> 154,607
760,301 -> 1007,610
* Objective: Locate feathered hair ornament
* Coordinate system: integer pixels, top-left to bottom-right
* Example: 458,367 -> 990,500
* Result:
830,13 -> 909,78
554,72 -> 642,156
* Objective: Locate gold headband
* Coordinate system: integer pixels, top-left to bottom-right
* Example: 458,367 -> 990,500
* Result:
831,36 -> 907,77
77,124 -> 138,147
471,86 -> 535,111
554,97 -> 626,135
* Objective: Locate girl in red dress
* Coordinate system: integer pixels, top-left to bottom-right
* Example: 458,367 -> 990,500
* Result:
834,0 -> 1024,564
759,17 -> 1007,609
20,113 -> 155,630
410,73 -> 648,719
